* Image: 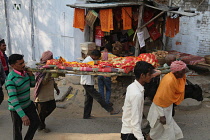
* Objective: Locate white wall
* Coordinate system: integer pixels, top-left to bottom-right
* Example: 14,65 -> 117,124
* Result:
0,0 -> 85,62
0,1 -> 7,42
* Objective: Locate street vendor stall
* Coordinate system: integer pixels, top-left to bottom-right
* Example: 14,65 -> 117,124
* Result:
66,1 -> 199,72
26,1 -> 199,76
67,1 -> 198,57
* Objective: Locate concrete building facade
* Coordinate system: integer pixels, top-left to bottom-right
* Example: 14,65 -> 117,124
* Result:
167,0 -> 210,56
0,0 -> 85,63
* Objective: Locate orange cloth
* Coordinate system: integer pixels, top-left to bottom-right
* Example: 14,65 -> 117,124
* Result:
165,17 -> 180,37
73,8 -> 85,31
153,72 -> 186,107
100,9 -> 113,32
122,7 -> 132,30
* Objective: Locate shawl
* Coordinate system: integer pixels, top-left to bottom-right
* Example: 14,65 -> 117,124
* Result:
34,65 -> 46,98
34,51 -> 53,98
153,72 -> 186,107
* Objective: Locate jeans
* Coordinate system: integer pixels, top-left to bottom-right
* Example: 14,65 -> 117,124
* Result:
98,76 -> 111,104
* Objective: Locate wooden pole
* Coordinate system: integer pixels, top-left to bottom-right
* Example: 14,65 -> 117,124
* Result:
3,0 -> 12,55
134,5 -> 144,57
28,68 -> 134,77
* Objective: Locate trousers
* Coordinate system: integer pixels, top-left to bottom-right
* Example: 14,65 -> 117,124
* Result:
10,102 -> 40,140
35,99 -> 56,129
0,87 -> 4,105
83,85 -> 113,118
121,133 -> 138,140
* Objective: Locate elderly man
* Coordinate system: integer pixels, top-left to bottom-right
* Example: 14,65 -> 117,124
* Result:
147,61 -> 187,140
34,51 -> 60,133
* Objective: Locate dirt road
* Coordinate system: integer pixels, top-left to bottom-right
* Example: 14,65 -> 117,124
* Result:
1,75 -> 210,140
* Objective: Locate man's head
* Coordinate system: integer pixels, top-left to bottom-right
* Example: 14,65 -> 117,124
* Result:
90,50 -> 101,60
9,54 -> 25,72
134,61 -> 155,84
0,39 -> 6,52
104,43 -> 113,53
40,50 -> 53,64
170,60 -> 187,78
165,54 -> 176,66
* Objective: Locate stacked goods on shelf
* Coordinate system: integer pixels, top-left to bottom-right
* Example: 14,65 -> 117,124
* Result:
80,42 -> 96,59
152,51 -> 168,66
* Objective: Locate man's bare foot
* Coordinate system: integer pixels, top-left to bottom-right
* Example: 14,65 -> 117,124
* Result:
146,135 -> 152,140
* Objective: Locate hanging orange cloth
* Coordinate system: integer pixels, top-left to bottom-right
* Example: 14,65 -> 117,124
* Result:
122,7 -> 132,30
100,9 -> 113,32
165,17 -> 180,38
171,18 -> 175,38
73,8 -> 85,31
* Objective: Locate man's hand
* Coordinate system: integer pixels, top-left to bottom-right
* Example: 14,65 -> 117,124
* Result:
22,115 -> 30,126
25,67 -> 34,76
56,89 -> 60,95
160,116 -> 166,125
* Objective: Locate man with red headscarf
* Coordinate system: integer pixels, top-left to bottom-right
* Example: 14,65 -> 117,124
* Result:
147,61 -> 188,140
34,50 -> 60,133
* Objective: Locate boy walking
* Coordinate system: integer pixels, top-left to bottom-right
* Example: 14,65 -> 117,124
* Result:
121,61 -> 155,140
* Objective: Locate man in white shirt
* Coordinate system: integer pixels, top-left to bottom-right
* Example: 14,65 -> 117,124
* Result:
80,50 -> 118,119
121,61 -> 155,140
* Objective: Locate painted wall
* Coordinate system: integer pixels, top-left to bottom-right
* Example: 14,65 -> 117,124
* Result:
168,0 -> 210,56
0,0 -> 85,62
0,1 -> 7,42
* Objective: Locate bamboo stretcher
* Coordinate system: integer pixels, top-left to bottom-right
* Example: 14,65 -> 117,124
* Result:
27,67 -> 170,77
28,68 -> 134,76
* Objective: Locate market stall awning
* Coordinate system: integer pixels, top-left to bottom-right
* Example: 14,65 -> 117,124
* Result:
145,4 -> 199,17
66,2 -> 143,9
67,2 -> 199,17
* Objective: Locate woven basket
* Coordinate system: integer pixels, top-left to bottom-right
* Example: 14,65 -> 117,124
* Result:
205,55 -> 210,64
157,57 -> 166,66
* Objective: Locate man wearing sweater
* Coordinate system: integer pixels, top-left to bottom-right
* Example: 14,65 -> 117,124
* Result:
6,54 -> 40,140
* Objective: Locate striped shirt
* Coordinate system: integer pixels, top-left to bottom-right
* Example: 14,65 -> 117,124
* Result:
6,70 -> 35,117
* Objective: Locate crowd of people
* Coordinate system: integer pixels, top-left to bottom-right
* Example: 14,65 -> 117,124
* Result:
0,37 -> 189,140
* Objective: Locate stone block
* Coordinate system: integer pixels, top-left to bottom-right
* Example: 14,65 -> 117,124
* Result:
54,86 -> 72,102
